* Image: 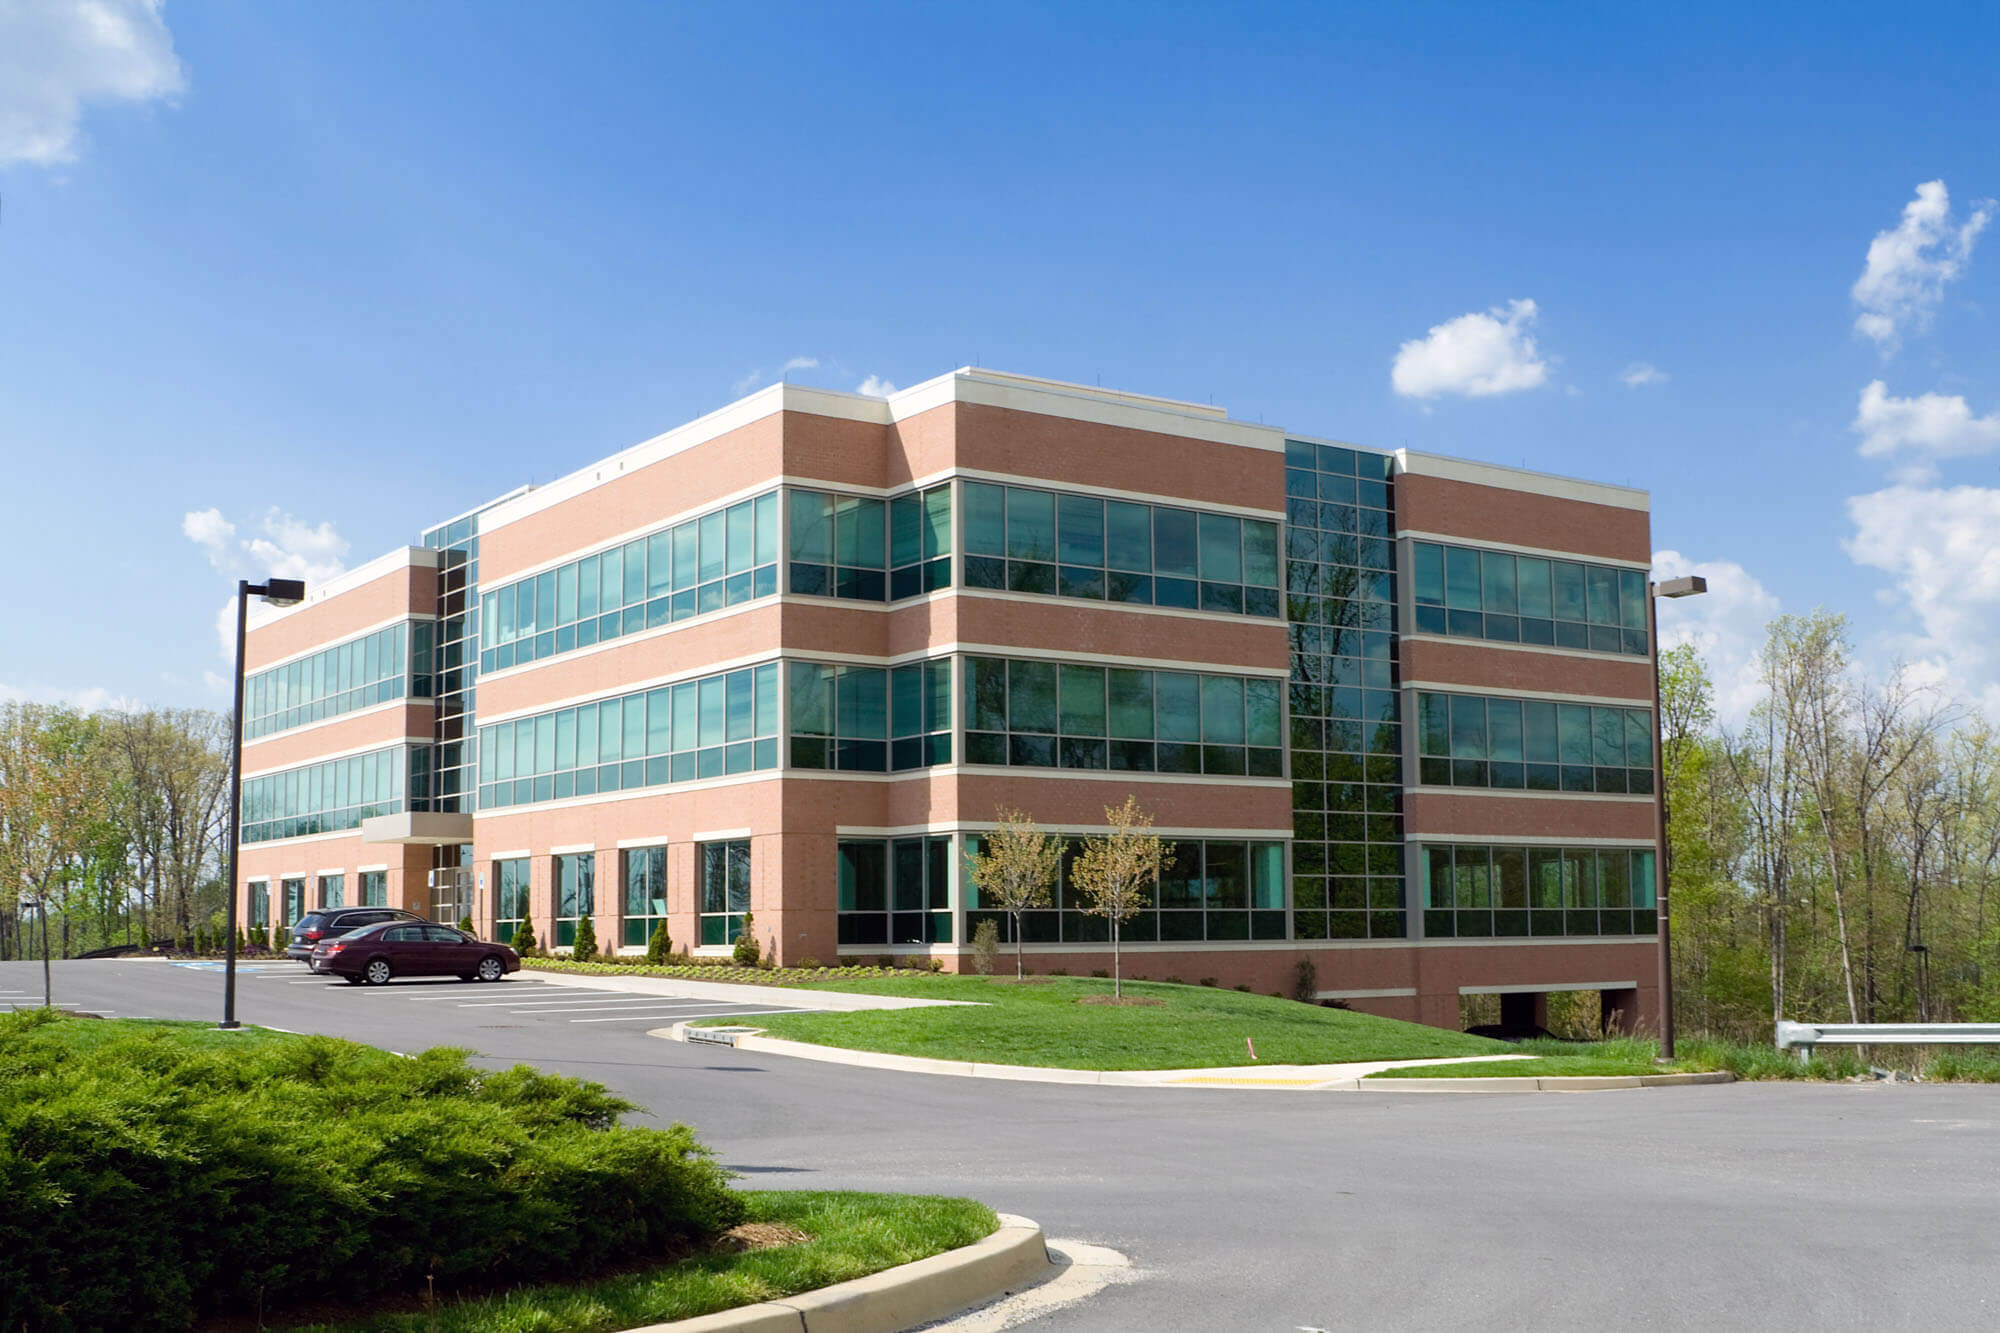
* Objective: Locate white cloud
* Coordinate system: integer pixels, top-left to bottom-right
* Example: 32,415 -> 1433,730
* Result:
1845,483 -> 2000,714
1851,180 -> 1993,352
1851,380 -> 2000,482
1391,299 -> 1549,400
0,0 -> 186,167
181,507 -> 236,568
0,680 -> 145,713
1651,550 -> 1783,726
855,375 -> 898,397
1619,362 -> 1668,388
731,356 -> 823,397
184,507 -> 351,660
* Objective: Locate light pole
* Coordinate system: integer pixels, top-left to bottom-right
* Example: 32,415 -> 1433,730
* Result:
1648,574 -> 1706,1061
221,577 -> 305,1030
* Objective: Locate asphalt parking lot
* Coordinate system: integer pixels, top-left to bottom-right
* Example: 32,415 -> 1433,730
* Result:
9,958 -> 1998,1331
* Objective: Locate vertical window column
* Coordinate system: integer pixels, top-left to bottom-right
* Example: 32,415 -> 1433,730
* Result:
622,845 -> 668,948
317,874 -> 344,910
699,840 -> 751,947
553,852 -> 595,948
494,858 -> 530,944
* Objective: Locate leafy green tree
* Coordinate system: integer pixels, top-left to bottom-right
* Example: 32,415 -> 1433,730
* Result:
1071,796 -> 1174,999
571,913 -> 598,962
965,810 -> 1061,979
646,922 -> 672,964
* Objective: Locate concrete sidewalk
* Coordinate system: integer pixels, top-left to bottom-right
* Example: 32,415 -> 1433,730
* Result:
517,966 -> 978,1013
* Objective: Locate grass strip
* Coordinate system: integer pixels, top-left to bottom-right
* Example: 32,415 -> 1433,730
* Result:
700,974 -> 1509,1070
291,1191 -> 998,1333
1363,1035 -> 2000,1081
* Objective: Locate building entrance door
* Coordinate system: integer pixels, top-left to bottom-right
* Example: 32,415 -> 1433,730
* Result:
429,867 -> 473,926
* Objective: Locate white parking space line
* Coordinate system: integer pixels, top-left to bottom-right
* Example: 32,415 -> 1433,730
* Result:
505,1000 -> 743,1014
468,994 -> 739,1008
569,1007 -> 811,1024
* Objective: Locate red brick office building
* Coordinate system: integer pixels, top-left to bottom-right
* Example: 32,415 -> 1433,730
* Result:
234,369 -> 1660,1031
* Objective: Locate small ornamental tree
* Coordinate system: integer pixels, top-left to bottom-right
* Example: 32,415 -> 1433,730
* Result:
965,809 -> 1061,980
457,915 -> 475,938
571,913 -> 599,962
511,920 -> 538,956
646,922 -> 672,964
1071,796 -> 1174,998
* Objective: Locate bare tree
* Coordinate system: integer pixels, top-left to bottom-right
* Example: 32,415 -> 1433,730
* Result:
964,810 -> 1061,980
1071,796 -> 1174,999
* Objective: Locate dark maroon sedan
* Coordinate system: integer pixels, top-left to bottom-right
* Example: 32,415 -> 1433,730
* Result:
312,921 -> 520,986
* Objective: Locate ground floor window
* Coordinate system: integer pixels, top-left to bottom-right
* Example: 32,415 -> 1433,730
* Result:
318,873 -> 344,909
554,852 -> 594,947
967,837 -> 1285,943
699,840 -> 750,946
494,858 -> 529,943
1421,844 -> 1656,938
838,837 -> 952,944
249,881 -> 270,930
359,870 -> 387,907
622,845 -> 668,947
280,877 -> 306,927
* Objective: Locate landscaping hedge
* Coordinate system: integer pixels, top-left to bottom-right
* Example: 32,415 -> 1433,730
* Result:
0,1011 -> 744,1332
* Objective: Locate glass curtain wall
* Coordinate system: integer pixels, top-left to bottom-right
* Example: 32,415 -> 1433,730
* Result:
1284,440 -> 1406,940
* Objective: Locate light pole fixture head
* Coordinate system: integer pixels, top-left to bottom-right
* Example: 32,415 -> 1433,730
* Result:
1655,575 -> 1707,599
257,578 -> 306,607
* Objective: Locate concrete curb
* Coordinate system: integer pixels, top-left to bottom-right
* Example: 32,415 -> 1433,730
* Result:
622,1214 -> 1051,1332
661,1024 -> 1738,1093
1353,1070 -> 1738,1092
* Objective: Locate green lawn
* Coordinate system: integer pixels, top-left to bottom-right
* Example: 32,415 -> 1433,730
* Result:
298,1191 -> 997,1333
703,975 -> 1511,1070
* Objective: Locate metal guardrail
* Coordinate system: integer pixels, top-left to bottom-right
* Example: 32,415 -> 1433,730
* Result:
1775,1020 -> 2000,1061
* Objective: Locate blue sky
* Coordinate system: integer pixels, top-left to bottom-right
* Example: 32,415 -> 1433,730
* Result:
3,1 -> 1997,721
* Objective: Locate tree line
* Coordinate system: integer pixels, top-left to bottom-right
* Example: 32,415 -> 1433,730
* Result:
1664,611 -> 2000,1037
0,702 -> 231,961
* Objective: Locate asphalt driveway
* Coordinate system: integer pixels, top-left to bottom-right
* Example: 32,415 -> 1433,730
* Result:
8,958 -> 1996,1331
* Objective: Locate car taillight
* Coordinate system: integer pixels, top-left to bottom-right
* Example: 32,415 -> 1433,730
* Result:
302,930 -> 324,941
324,941 -> 346,954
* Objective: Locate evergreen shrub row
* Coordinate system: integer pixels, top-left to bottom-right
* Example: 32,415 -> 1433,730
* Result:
0,1011 -> 743,1332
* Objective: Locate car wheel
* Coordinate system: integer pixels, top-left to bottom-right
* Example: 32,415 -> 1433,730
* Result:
363,958 -> 393,986
476,956 -> 505,983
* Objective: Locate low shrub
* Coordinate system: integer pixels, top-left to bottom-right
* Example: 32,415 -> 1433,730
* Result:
733,913 -> 761,966
647,923 -> 673,964
1292,957 -> 1317,1004
512,920 -> 538,956
572,914 -> 599,963
1199,977 -> 1218,988
457,915 -> 475,937
971,920 -> 999,975
0,1011 -> 744,1332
